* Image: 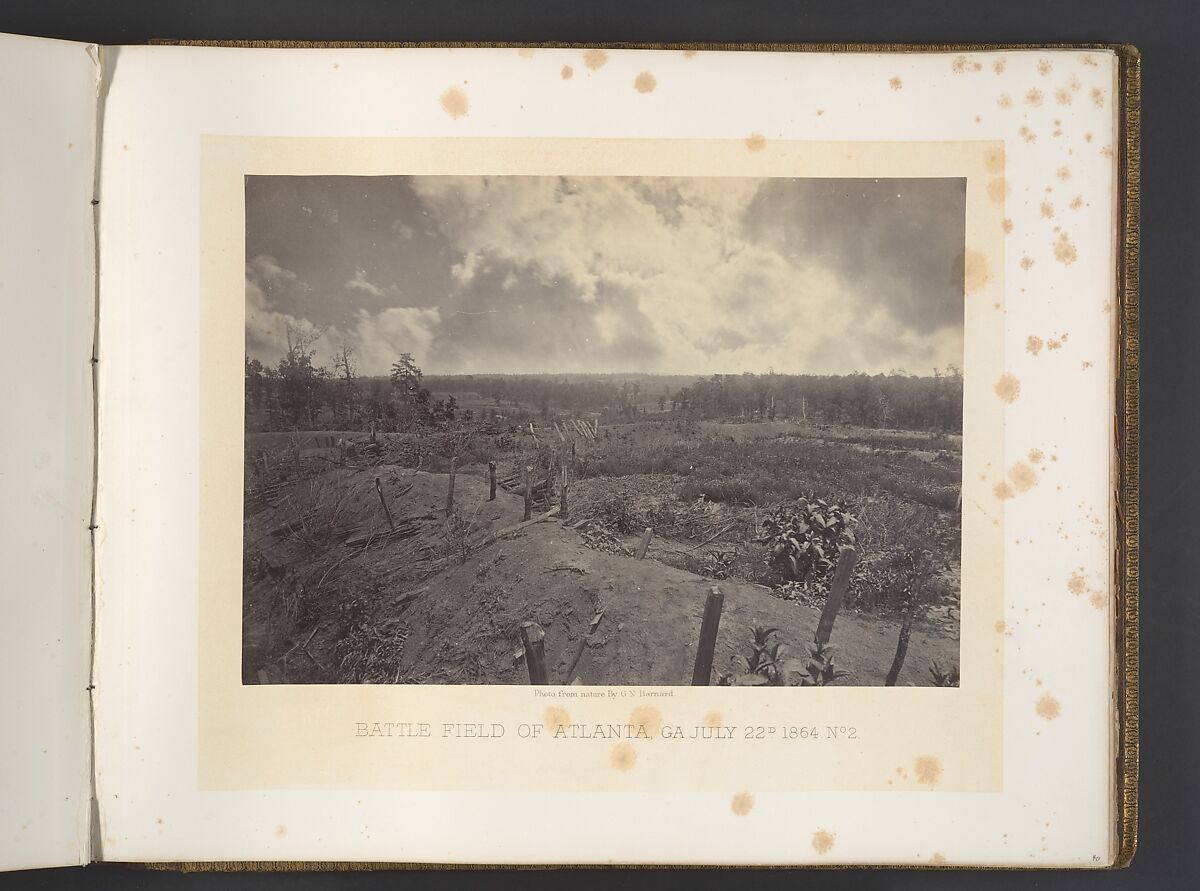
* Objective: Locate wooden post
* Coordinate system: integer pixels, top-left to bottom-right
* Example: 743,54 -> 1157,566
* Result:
523,465 -> 533,521
446,456 -> 457,517
520,621 -> 548,685
570,441 -> 577,476
635,527 -> 653,559
488,461 -> 497,501
559,465 -> 569,521
885,596 -> 919,686
691,587 -> 724,685
374,476 -> 396,531
815,546 -> 859,647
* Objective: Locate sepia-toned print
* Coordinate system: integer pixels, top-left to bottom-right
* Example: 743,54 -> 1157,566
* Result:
242,174 -> 965,687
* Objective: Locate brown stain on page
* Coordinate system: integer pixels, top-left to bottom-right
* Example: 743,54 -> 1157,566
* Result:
703,710 -> 724,728
963,249 -> 990,294
629,705 -> 662,738
986,177 -> 1008,204
994,481 -> 1015,500
811,829 -> 836,854
1008,461 -> 1038,492
915,756 -> 942,786
583,49 -> 608,71
744,133 -> 766,152
274,824 -> 287,838
1026,335 -> 1044,355
1067,569 -> 1107,610
517,47 -> 535,59
1036,693 -> 1061,720
984,147 -> 1005,173
634,71 -> 657,93
730,792 -> 755,816
1028,448 -> 1044,464
543,706 -> 570,733
1053,232 -> 1078,265
994,373 -> 1021,404
610,743 -> 637,771
889,76 -> 903,90
439,86 -> 469,120
560,65 -> 574,80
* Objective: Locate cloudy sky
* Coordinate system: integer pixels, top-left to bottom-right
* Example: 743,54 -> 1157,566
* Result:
245,174 -> 964,376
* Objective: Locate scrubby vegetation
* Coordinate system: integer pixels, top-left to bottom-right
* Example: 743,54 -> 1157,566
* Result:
242,332 -> 962,686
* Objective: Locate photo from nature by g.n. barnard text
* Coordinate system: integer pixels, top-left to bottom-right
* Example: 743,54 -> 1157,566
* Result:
243,174 -> 965,687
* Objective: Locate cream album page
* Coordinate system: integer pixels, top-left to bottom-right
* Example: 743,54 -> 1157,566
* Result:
95,45 -> 1121,866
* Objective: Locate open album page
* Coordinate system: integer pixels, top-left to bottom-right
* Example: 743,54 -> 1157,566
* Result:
95,45 -> 1122,866
0,33 -> 99,871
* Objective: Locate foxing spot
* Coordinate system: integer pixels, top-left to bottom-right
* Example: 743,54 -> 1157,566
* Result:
915,755 -> 942,785
1036,693 -> 1061,720
610,743 -> 637,771
811,829 -> 836,853
994,373 -> 1021,403
730,792 -> 755,816
439,86 -> 469,120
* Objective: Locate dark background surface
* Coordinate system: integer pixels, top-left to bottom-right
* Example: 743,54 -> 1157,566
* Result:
1,1 -> 1196,888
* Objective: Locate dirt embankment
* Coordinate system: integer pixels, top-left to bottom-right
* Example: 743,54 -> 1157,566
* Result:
245,464 -> 957,687
394,486 -> 957,686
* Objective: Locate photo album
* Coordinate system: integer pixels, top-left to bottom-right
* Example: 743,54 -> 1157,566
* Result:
0,34 -> 1138,869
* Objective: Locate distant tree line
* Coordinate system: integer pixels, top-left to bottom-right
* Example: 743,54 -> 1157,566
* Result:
245,326 -> 466,433
245,328 -> 963,434
668,370 -> 964,433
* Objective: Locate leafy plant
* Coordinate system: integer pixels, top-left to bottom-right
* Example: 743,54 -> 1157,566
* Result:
802,637 -> 851,686
758,497 -> 856,581
699,549 -> 737,579
929,660 -> 960,687
717,628 -> 851,687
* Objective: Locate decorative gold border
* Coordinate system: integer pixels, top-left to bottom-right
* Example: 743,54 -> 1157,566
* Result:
132,40 -> 1141,872
1113,43 -> 1141,871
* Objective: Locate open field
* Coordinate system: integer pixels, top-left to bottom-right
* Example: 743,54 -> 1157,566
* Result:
242,415 -> 961,687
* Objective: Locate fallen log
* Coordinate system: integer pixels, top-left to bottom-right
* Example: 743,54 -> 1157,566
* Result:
343,523 -> 422,548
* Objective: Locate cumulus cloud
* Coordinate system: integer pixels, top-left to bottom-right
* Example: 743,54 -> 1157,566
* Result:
246,253 -> 440,372
347,306 -> 442,374
408,176 -> 962,374
346,269 -> 386,297
245,174 -> 964,375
